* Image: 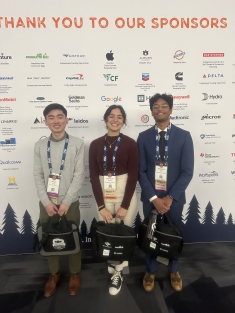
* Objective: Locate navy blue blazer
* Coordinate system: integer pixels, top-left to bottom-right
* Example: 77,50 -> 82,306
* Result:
137,124 -> 194,208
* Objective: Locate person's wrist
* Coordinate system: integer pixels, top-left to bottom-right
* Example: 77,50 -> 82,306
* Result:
98,205 -> 105,211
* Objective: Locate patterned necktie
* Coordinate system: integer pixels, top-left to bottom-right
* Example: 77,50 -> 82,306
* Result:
159,131 -> 166,161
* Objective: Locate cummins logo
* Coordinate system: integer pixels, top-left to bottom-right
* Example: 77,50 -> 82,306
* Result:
201,114 -> 221,120
202,93 -> 222,101
175,72 -> 183,81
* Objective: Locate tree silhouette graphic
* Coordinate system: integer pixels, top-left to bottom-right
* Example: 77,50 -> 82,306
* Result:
202,201 -> 215,225
2,203 -> 20,235
227,213 -> 234,225
132,212 -> 142,234
1,203 -> 21,254
88,217 -> 97,236
216,207 -> 226,225
184,195 -> 201,225
20,210 -> 36,234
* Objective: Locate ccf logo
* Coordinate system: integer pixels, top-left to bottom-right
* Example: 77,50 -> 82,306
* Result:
103,74 -> 118,81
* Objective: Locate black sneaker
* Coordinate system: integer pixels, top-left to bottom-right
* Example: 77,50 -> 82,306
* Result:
109,270 -> 123,295
108,264 -> 116,274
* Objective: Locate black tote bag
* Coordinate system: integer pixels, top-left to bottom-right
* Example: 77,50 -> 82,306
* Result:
138,214 -> 183,260
37,215 -> 80,256
92,220 -> 137,261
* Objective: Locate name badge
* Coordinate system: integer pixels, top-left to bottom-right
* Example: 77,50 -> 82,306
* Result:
103,171 -> 116,199
155,163 -> 167,191
47,173 -> 60,204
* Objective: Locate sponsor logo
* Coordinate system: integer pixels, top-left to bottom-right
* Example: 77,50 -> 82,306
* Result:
101,96 -> 122,103
201,114 -> 221,120
8,176 -> 17,186
173,50 -> 185,60
26,53 -> 49,59
203,53 -> 224,57
175,72 -> 183,81
63,54 -> 85,58
139,51 -> 152,64
68,96 -> 85,103
170,115 -> 189,120
0,137 -> 16,145
0,77 -> 14,80
34,117 -> 44,124
200,153 -> 219,158
233,114 -> 235,119
115,246 -> 124,249
66,74 -> 84,80
137,95 -> 151,102
70,119 -> 89,124
232,134 -> 235,137
0,53 -> 12,60
106,50 -> 114,61
161,243 -> 170,247
200,134 -> 220,140
0,98 -> 16,102
231,171 -> 235,174
203,74 -> 223,78
52,238 -> 66,250
231,153 -> 235,157
202,93 -> 222,100
173,95 -> 190,100
1,120 -> 17,123
103,74 -> 118,81
142,73 -> 149,81
199,171 -> 218,177
103,242 -> 112,248
0,160 -> 21,165
141,115 -> 149,123
143,50 -> 149,56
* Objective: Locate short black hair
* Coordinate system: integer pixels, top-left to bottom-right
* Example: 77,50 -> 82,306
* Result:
103,105 -> 127,125
43,103 -> 67,118
149,93 -> 173,110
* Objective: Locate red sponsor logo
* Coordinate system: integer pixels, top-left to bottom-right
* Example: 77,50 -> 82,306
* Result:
173,95 -> 190,100
203,53 -> 224,57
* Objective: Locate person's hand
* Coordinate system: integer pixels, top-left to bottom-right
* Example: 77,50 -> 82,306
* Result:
152,198 -> 170,215
162,195 -> 173,207
45,203 -> 58,216
99,208 -> 113,223
58,203 -> 69,216
116,207 -> 127,220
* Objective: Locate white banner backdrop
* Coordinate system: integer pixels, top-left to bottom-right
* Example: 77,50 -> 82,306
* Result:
0,0 -> 235,253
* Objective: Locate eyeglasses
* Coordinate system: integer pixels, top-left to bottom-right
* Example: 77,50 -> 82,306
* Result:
153,104 -> 169,110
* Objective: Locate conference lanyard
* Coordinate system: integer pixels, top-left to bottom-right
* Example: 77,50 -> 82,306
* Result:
155,124 -> 171,161
103,133 -> 122,170
47,133 -> 69,175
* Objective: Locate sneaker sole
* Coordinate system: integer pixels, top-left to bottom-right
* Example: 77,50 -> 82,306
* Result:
109,284 -> 122,295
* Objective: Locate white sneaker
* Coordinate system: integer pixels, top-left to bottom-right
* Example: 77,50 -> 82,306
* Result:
109,271 -> 123,295
108,264 -> 116,274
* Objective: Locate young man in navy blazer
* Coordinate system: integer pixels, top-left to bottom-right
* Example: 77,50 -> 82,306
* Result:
137,93 -> 194,292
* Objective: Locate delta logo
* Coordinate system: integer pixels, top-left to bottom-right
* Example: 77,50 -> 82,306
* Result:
142,73 -> 149,81
202,74 -> 224,78
66,74 -> 84,80
101,96 -> 122,103
203,53 -> 224,57
173,50 -> 185,60
103,74 -> 118,81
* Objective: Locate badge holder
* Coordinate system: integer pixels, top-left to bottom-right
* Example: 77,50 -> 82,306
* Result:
103,170 -> 117,199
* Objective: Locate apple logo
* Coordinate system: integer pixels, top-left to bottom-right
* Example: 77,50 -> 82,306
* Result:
106,50 -> 114,61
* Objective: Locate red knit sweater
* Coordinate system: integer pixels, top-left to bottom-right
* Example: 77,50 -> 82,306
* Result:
89,134 -> 138,209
